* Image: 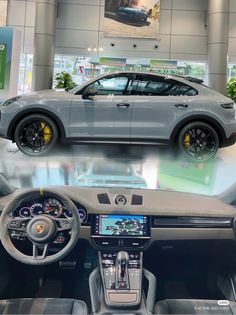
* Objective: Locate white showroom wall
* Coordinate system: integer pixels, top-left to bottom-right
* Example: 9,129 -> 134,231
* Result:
54,0 -> 209,61
5,0 -> 236,62
1,0 -> 228,61
6,0 -> 35,54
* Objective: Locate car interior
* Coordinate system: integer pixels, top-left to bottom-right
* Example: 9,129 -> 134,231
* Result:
1,183 -> 236,314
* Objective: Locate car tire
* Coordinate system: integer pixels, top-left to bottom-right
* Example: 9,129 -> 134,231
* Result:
14,114 -> 58,157
178,121 -> 219,161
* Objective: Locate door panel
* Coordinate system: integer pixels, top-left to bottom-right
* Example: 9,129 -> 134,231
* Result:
69,74 -> 135,140
131,95 -> 193,141
70,94 -> 134,139
131,75 -> 196,142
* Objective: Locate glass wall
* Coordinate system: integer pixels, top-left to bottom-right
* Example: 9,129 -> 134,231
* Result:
18,54 -> 225,94
52,55 -> 207,87
18,54 -> 33,94
53,55 -> 92,87
229,64 -> 236,79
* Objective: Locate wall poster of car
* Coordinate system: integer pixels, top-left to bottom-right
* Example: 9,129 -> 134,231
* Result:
104,0 -> 160,38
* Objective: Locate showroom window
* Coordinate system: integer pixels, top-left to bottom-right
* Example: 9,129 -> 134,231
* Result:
228,64 -> 236,79
18,54 -> 33,94
54,55 -> 92,87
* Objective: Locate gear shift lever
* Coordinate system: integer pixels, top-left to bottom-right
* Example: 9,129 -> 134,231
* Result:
116,251 -> 129,289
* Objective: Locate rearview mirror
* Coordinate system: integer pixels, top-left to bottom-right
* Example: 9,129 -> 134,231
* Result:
82,87 -> 97,100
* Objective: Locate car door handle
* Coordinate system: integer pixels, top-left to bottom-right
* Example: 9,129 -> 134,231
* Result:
175,103 -> 189,109
117,103 -> 130,108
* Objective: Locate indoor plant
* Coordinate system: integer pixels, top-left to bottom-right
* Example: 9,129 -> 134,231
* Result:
227,77 -> 236,102
55,71 -> 77,90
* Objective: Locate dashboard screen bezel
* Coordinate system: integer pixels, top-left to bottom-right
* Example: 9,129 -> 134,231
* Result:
92,214 -> 150,238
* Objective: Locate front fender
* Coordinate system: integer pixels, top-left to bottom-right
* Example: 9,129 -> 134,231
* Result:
7,107 -> 67,141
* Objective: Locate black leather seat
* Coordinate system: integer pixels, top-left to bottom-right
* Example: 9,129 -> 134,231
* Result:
0,298 -> 87,314
155,299 -> 236,314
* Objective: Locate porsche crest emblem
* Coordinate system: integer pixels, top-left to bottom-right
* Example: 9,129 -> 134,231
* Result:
36,224 -> 44,234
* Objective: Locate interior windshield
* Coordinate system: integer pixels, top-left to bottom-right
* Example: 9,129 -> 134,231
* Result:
0,147 -> 235,197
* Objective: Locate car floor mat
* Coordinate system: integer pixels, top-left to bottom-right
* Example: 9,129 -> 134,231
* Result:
35,279 -> 62,298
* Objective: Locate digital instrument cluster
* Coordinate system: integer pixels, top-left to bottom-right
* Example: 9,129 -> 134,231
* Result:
13,198 -> 87,222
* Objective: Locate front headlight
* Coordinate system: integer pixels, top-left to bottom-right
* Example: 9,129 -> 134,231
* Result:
2,96 -> 21,107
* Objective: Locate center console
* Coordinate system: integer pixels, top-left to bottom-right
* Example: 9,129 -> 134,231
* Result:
100,251 -> 142,308
89,214 -> 156,314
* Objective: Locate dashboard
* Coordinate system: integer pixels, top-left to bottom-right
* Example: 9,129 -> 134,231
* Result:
11,197 -> 88,223
1,186 -> 236,249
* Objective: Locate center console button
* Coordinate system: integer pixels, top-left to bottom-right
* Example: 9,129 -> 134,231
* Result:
119,281 -> 128,289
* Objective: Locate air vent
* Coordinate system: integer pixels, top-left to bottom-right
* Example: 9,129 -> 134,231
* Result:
97,193 -> 111,204
131,194 -> 143,205
152,216 -> 232,228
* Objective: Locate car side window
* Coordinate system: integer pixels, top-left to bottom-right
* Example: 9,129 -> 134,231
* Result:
136,75 -> 198,96
86,75 -> 132,96
173,82 -> 198,96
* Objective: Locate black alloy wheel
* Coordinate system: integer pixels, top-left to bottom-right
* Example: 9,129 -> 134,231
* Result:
178,122 -> 219,161
14,114 -> 58,156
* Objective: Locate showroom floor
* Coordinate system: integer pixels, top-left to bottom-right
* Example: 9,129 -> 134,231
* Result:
1,137 -> 236,196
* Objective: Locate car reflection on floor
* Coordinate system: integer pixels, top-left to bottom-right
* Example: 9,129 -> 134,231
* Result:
1,137 -> 236,196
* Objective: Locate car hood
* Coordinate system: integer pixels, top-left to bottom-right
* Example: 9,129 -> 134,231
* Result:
20,89 -> 70,99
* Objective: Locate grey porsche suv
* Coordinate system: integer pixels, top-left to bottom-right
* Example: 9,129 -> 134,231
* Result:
0,71 -> 236,160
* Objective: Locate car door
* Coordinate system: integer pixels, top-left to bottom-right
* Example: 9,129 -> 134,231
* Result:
131,74 -> 196,143
70,74 -> 135,140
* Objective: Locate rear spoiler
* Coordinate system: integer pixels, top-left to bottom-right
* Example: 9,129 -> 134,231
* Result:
185,76 -> 204,84
172,75 -> 204,84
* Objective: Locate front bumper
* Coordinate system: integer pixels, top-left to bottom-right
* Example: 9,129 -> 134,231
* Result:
0,118 -> 10,140
0,108 -> 13,140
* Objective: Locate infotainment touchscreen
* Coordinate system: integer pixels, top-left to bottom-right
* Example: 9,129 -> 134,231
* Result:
94,215 -> 148,237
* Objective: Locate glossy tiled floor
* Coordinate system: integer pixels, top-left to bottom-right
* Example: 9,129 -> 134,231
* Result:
1,137 -> 236,196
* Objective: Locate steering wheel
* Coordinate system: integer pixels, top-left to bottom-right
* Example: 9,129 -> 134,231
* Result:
0,188 -> 81,265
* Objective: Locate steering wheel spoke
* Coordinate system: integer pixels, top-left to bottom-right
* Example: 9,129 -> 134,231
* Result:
8,218 -> 29,232
55,218 -> 72,231
32,243 -> 49,260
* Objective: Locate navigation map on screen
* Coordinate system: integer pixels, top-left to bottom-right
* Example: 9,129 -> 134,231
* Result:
95,215 -> 147,236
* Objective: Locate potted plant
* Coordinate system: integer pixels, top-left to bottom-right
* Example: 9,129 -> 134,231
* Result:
227,77 -> 236,102
55,71 -> 77,90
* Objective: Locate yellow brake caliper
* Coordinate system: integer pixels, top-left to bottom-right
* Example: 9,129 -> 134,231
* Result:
40,122 -> 52,144
183,133 -> 191,149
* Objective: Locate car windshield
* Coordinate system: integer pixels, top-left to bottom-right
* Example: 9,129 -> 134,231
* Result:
0,145 -> 235,197
90,161 -> 133,176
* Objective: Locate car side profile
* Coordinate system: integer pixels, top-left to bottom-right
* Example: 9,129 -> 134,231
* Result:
0,71 -> 236,160
116,6 -> 149,23
78,160 -> 147,188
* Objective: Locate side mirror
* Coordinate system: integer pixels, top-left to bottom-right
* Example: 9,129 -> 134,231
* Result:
82,87 -> 97,100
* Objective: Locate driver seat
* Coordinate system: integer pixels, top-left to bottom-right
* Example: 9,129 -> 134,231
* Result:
0,298 -> 87,314
155,299 -> 236,314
